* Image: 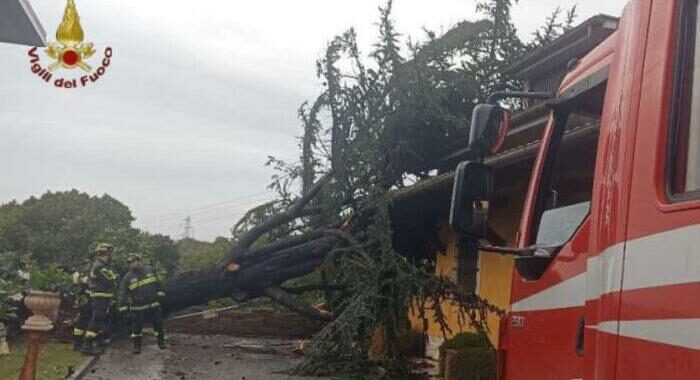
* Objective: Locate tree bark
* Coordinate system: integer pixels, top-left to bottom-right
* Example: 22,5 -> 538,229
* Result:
263,286 -> 333,322
225,174 -> 331,266
159,175 -> 350,319
161,235 -> 341,315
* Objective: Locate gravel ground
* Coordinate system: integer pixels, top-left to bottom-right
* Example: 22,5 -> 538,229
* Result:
81,333 -> 331,380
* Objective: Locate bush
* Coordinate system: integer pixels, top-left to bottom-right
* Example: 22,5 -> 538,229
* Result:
443,332 -> 496,380
28,265 -> 73,293
0,279 -> 18,323
443,332 -> 491,350
396,329 -> 425,358
446,347 -> 496,380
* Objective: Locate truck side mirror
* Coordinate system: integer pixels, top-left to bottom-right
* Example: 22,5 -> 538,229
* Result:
469,104 -> 510,158
449,161 -> 493,238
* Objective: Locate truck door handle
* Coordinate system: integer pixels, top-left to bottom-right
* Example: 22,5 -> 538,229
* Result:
575,315 -> 584,356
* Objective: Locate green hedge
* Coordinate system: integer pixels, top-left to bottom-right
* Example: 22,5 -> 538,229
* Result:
443,332 -> 491,350
446,346 -> 496,380
443,332 -> 496,380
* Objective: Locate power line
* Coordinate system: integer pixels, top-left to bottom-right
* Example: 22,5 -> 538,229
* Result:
136,198 -> 272,238
138,190 -> 273,221
136,195 -> 274,226
136,191 -> 275,224
137,172 -> 295,223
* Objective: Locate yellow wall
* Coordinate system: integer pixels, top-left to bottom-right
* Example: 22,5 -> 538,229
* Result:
409,184 -> 526,347
475,186 -> 525,345
477,252 -> 514,345
408,223 -> 514,348
409,226 -> 473,339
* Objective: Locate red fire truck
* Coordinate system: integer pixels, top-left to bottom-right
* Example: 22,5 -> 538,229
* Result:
450,0 -> 700,378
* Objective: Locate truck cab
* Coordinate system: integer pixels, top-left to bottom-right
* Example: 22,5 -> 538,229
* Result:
451,0 -> 700,378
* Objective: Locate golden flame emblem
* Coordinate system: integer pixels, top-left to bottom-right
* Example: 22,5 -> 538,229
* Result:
45,0 -> 95,71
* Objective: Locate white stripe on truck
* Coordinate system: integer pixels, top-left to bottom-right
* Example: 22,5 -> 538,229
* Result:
512,224 -> 700,313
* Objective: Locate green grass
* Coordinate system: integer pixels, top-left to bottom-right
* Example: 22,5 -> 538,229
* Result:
0,340 -> 85,380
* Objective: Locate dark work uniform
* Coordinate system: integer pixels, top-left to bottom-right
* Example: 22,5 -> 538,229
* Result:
84,260 -> 117,346
117,266 -> 166,351
71,270 -> 91,350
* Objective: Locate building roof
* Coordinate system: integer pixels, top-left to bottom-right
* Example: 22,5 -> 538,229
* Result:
0,0 -> 46,47
436,15 -> 617,171
393,118 -> 600,206
505,14 -> 618,80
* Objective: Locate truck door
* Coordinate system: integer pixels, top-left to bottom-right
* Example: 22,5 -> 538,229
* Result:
505,77 -> 607,379
583,1 -> 652,380
615,0 -> 700,378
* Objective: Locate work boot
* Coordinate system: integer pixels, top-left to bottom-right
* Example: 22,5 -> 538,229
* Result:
72,337 -> 83,351
81,340 -> 104,356
132,337 -> 142,354
157,334 -> 166,350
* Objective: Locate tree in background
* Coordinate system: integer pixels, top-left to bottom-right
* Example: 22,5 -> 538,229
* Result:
0,190 -> 179,278
176,237 -> 231,273
0,190 -> 133,267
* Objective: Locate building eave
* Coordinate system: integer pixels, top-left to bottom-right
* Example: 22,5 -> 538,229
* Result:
0,0 -> 46,47
504,14 -> 618,80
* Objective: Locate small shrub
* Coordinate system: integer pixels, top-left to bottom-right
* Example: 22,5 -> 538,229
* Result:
396,329 -> 425,358
446,347 -> 496,380
442,332 -> 496,380
443,332 -> 491,350
0,279 -> 18,322
29,265 -> 73,293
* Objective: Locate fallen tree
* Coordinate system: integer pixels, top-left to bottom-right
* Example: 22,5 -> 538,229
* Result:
160,1 -> 571,377
162,174 -> 340,321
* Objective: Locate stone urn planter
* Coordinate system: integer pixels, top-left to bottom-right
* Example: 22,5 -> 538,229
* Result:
22,290 -> 61,332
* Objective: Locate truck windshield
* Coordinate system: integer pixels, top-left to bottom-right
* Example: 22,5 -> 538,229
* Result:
529,79 -> 606,245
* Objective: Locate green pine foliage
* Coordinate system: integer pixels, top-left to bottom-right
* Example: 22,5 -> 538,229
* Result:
250,1 -> 579,378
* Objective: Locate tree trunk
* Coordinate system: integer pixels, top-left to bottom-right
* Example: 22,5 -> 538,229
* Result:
160,175 -> 346,321
161,236 -> 340,316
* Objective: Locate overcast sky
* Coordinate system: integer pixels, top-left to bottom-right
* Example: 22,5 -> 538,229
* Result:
0,0 -> 627,241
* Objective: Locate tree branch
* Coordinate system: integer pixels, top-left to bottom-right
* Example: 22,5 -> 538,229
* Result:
281,283 -> 345,295
237,229 -> 327,264
225,174 -> 332,267
264,286 -> 334,322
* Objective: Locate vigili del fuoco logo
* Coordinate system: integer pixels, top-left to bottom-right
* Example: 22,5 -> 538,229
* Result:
27,0 -> 112,89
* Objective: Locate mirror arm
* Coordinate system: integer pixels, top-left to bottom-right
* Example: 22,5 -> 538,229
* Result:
476,243 -> 563,258
476,243 -> 532,256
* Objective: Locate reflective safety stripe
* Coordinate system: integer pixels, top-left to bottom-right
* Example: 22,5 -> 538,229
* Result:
128,275 -> 158,290
131,333 -> 143,338
130,302 -> 160,311
157,291 -> 166,297
118,306 -> 128,312
89,292 -> 114,299
101,268 -> 117,281
85,330 -> 98,338
73,328 -> 85,336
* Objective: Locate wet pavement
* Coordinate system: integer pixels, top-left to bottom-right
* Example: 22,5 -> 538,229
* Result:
81,333 -> 331,380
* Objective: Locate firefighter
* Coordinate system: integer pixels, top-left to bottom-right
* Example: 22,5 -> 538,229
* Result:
82,243 -> 118,356
117,253 -> 166,354
71,257 -> 92,351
